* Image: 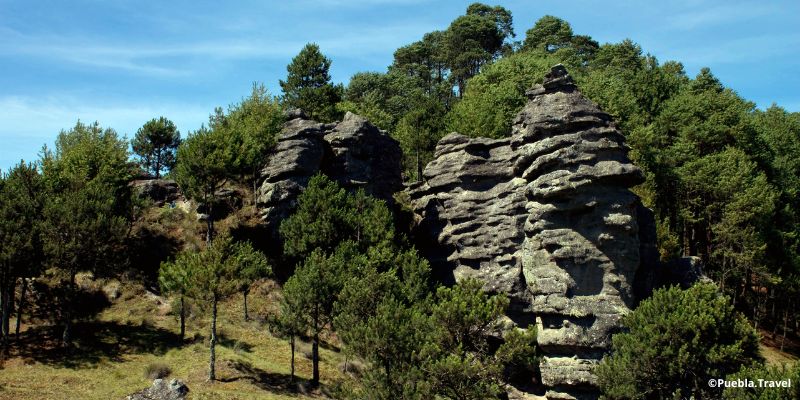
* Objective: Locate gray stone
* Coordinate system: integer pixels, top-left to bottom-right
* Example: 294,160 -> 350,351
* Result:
256,111 -> 403,240
126,378 -> 188,400
131,179 -> 182,206
284,108 -> 309,120
661,256 -> 710,289
407,65 -> 658,399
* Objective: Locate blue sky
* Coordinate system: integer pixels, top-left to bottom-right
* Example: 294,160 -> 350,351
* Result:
1,0 -> 798,170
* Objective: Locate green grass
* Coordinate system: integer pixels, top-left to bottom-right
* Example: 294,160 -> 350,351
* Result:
760,343 -> 799,367
0,280 -> 346,400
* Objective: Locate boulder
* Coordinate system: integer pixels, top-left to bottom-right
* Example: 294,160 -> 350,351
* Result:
408,65 -> 658,399
256,111 -> 403,239
126,379 -> 188,400
131,179 -> 182,206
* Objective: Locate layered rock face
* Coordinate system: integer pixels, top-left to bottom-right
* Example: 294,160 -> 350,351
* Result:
256,111 -> 403,238
408,65 -> 656,399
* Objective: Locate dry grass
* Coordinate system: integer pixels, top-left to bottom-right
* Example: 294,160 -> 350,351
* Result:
0,280 -> 345,400
758,328 -> 800,367
760,344 -> 799,367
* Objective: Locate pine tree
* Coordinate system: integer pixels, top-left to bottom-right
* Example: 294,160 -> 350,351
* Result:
596,283 -> 761,399
173,126 -> 230,244
230,241 -> 271,321
168,237 -> 257,381
0,162 -> 43,350
281,249 -> 342,386
280,43 -> 343,122
211,84 -> 283,199
39,121 -> 131,348
159,256 -> 192,341
131,117 -> 181,178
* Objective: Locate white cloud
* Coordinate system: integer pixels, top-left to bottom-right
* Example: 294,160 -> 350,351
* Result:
666,3 -> 778,31
0,21 -> 430,77
0,95 -> 213,140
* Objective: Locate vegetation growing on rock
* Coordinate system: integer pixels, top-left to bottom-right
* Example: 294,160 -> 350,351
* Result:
0,3 -> 798,400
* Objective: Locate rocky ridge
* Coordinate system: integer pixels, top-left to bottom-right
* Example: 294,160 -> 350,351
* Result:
253,66 -> 660,400
408,65 -> 658,399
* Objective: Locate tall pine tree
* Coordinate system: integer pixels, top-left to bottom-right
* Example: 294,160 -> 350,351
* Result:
280,43 -> 343,122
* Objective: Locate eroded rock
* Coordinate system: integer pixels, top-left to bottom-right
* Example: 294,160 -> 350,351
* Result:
408,65 -> 658,399
256,111 -> 403,239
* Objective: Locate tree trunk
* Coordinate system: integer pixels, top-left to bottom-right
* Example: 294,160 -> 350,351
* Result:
243,289 -> 249,322
1,276 -> 10,353
209,294 -> 218,381
781,307 -> 788,352
312,332 -> 320,386
206,207 -> 214,245
1,275 -> 14,342
252,177 -> 258,206
290,334 -> 295,384
179,295 -> 185,341
416,145 -> 422,182
15,277 -> 27,337
62,271 -> 76,348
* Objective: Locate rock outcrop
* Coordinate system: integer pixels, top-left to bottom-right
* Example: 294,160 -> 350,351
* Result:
256,111 -> 403,238
131,179 -> 182,206
126,379 -> 189,400
408,65 -> 657,399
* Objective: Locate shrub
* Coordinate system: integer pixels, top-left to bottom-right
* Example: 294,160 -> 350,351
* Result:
597,283 -> 760,399
144,363 -> 172,379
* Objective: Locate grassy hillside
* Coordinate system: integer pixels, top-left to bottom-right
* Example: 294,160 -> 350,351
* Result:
0,278 -> 348,400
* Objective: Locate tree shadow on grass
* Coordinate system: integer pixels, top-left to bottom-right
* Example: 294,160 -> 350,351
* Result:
219,359 -> 327,397
216,332 -> 254,353
10,320 -> 184,369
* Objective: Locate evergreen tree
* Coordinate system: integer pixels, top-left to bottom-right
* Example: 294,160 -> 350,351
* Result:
280,174 -> 395,259
597,283 -> 761,399
131,117 -> 181,178
281,248 -> 342,386
394,97 -> 446,181
724,362 -> 800,400
39,121 -> 132,348
159,255 -> 192,341
273,289 -> 306,384
280,43 -> 343,122
211,84 -> 283,198
230,241 -> 271,321
169,237 -> 254,381
443,12 -> 503,95
174,126 -> 230,244
280,174 -> 349,258
522,15 -> 574,52
0,161 -> 43,350
446,50 -> 566,138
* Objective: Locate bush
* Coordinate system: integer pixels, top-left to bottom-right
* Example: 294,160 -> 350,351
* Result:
724,363 -> 800,400
597,283 -> 760,399
144,363 -> 171,379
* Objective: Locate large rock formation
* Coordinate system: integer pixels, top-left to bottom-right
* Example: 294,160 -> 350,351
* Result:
408,65 -> 657,399
256,111 -> 403,238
